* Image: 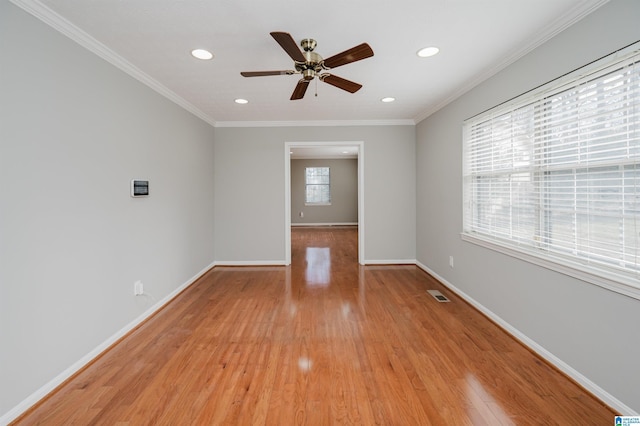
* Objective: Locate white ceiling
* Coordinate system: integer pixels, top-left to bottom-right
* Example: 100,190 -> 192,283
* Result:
16,0 -> 607,126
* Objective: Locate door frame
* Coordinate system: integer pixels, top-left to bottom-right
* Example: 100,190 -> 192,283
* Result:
284,141 -> 364,265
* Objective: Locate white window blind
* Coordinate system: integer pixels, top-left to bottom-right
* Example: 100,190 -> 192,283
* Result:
305,167 -> 331,205
463,47 -> 640,294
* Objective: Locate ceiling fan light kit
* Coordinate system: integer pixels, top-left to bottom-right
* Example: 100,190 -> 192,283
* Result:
241,31 -> 374,100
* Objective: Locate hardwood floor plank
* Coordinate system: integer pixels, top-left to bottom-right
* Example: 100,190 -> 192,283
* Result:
13,226 -> 615,425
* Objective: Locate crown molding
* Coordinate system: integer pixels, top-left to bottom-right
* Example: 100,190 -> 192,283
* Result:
11,0 -> 609,129
214,119 -> 415,128
9,0 -> 217,128
413,0 -> 611,124
9,0 -> 415,129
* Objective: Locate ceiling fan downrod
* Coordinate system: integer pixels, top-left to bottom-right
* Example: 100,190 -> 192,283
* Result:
300,38 -> 317,52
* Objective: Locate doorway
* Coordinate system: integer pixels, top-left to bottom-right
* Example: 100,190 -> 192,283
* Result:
284,141 -> 364,265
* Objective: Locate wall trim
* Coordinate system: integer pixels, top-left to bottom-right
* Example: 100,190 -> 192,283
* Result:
8,0 -> 217,128
412,0 -> 611,124
415,260 -> 637,416
215,119 -> 415,128
9,0 -> 416,130
9,0 -> 608,131
291,222 -> 358,227
364,259 -> 417,265
1,261 -> 217,425
214,260 -> 287,266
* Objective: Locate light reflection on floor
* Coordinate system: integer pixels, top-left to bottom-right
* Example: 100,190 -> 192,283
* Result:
305,247 -> 331,286
298,357 -> 313,372
465,373 -> 513,424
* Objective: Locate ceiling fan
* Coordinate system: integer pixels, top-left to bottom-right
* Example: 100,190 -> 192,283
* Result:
241,32 -> 374,100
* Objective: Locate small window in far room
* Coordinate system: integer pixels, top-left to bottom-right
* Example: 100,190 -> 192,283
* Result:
305,167 -> 331,205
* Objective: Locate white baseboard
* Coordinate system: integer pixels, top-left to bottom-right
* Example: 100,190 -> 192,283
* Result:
214,260 -> 287,266
0,261 -> 217,426
291,222 -> 358,227
364,259 -> 417,265
415,260 -> 637,416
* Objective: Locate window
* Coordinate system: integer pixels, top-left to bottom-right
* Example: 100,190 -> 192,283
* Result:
305,167 -> 331,205
463,46 -> 640,297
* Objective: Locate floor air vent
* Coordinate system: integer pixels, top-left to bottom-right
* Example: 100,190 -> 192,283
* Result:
427,290 -> 450,303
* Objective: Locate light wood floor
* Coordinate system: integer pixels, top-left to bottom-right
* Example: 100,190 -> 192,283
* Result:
14,226 -> 614,425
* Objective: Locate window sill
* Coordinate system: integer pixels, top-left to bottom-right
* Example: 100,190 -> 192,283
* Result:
461,232 -> 640,301
305,203 -> 332,206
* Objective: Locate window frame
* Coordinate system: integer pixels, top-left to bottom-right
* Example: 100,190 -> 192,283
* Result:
304,166 -> 332,206
462,43 -> 640,300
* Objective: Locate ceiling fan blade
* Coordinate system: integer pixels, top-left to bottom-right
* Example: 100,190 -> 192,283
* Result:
323,43 -> 374,69
270,32 -> 306,63
290,79 -> 310,100
321,74 -> 362,93
241,70 -> 294,77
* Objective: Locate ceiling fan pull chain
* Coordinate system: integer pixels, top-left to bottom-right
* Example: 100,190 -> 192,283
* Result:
315,77 -> 318,97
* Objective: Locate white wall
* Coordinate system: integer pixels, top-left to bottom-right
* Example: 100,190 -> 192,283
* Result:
0,2 -> 216,419
416,0 -> 640,413
214,125 -> 416,264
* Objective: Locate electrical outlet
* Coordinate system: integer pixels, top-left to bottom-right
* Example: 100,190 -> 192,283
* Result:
134,280 -> 144,296
299,211 -> 304,218
449,256 -> 454,268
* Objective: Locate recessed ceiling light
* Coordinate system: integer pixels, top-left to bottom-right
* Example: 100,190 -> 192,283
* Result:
381,97 -> 396,103
417,46 -> 440,58
234,98 -> 249,104
342,151 -> 349,154
191,49 -> 213,60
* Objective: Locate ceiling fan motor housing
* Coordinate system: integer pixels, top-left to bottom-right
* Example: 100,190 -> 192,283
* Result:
296,47 -> 324,80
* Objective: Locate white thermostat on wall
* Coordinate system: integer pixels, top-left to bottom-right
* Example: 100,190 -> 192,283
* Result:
131,179 -> 149,197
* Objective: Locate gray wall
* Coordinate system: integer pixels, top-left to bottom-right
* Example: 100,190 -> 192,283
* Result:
214,125 -> 416,264
416,0 -> 640,412
0,2 -> 216,417
291,159 -> 358,225
6,0 -> 638,419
